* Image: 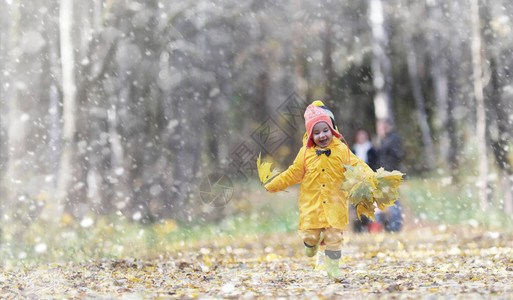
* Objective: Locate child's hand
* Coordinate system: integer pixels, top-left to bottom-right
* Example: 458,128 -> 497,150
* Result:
257,153 -> 280,185
264,183 -> 278,193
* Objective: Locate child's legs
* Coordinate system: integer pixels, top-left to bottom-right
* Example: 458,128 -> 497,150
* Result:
322,227 -> 344,252
298,228 -> 323,247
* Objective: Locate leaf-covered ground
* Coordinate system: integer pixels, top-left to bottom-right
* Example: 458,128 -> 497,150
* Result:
2,224 -> 513,299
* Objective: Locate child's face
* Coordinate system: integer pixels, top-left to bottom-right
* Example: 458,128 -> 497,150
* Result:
312,122 -> 333,148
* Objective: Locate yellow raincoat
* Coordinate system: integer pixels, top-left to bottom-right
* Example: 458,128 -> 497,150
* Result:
265,137 -> 372,230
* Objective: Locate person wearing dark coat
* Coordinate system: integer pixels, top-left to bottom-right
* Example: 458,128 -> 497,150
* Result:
376,119 -> 404,232
376,121 -> 403,172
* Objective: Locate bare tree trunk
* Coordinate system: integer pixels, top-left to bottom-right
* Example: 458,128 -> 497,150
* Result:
369,0 -> 394,124
404,34 -> 436,171
40,0 -> 63,192
446,57 -> 460,176
92,0 -> 103,30
323,18 -> 335,106
430,54 -> 450,162
169,93 -> 192,221
296,48 -> 312,103
488,59 -> 513,213
0,4 -> 8,184
51,0 -> 77,219
446,0 -> 465,177
205,98 -> 220,168
0,27 -> 4,242
470,0 -> 489,211
479,0 -> 513,213
256,71 -> 269,122
2,0 -> 21,231
426,2 -> 451,167
497,86 -> 513,213
502,173 -> 513,213
252,19 -> 270,127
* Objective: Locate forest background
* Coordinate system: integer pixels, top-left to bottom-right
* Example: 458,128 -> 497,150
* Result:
1,0 -> 513,265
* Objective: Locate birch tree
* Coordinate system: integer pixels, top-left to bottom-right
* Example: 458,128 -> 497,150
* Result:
1,0 -> 22,237
470,0 -> 489,210
369,0 -> 394,124
51,0 -> 76,219
0,3 -> 8,183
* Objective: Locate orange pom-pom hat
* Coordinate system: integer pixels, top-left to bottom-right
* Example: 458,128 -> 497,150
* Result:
304,103 -> 342,148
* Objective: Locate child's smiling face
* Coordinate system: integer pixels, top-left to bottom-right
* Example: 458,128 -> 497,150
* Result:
312,122 -> 333,148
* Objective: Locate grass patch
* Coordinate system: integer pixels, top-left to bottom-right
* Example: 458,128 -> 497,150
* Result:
400,176 -> 513,231
0,182 -> 299,267
6,175 -> 513,267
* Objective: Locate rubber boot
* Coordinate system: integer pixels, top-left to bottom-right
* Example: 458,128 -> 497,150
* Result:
304,243 -> 318,257
325,250 -> 343,278
304,232 -> 323,257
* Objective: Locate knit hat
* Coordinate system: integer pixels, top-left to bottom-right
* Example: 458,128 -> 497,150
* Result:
312,100 -> 338,131
304,103 -> 342,148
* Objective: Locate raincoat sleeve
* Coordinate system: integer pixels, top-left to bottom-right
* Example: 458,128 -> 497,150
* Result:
265,147 -> 306,193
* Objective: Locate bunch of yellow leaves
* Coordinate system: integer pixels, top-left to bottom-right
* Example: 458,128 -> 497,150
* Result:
256,152 -> 280,184
341,164 -> 404,221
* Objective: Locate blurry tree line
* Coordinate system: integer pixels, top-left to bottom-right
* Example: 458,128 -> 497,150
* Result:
0,0 -> 512,230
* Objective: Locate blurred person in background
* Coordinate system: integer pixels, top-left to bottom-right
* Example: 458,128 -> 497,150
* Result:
352,128 -> 378,170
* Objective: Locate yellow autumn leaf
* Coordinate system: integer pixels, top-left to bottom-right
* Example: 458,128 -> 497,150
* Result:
343,163 -> 379,221
128,275 -> 141,283
343,165 -> 404,220
341,164 -> 369,191
373,167 -> 404,212
203,254 -> 212,266
356,202 -> 376,222
374,167 -> 404,192
256,152 -> 280,184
